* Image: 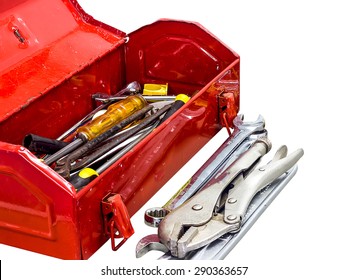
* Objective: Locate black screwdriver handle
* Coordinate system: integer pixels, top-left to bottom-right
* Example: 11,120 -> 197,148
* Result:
158,94 -> 190,125
23,134 -> 68,154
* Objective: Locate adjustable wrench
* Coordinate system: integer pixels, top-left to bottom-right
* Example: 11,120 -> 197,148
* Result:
136,114 -> 266,257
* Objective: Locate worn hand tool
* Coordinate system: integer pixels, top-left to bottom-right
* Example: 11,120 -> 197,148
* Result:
136,115 -> 267,257
135,234 -> 169,258
69,102 -> 175,190
23,134 -> 68,154
70,124 -> 156,189
136,132 -> 267,257
143,133 -> 267,228
54,104 -> 153,180
158,141 -> 304,258
70,101 -> 174,172
136,123 -> 303,259
169,114 -> 266,209
70,126 -> 151,172
45,94 -> 148,166
160,165 -> 299,260
57,81 -> 141,141
157,94 -> 190,125
69,104 -> 172,172
93,94 -> 177,103
142,114 -> 266,228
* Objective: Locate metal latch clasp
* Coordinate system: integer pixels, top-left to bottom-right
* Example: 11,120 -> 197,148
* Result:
101,193 -> 134,251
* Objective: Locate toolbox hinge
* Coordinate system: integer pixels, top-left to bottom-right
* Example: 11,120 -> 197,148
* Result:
101,193 -> 134,251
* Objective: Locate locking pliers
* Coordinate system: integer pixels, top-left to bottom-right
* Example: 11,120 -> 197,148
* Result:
158,138 -> 304,258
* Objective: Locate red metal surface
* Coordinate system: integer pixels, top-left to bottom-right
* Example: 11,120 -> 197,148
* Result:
76,61 -> 239,259
0,0 -> 126,144
0,142 -> 80,259
0,0 -> 240,260
125,19 -> 239,96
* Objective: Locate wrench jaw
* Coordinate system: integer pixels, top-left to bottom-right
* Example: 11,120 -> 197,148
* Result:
156,138 -> 271,258
157,142 -> 304,259
233,114 -> 265,131
135,234 -> 169,258
135,115 -> 304,260
169,114 -> 266,211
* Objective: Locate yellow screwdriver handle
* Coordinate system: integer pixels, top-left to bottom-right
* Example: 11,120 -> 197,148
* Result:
77,94 -> 147,141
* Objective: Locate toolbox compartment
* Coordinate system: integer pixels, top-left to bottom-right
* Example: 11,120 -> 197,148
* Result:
0,0 -> 240,259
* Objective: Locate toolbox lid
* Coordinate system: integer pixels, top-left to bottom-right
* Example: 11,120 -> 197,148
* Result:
0,0 -> 125,122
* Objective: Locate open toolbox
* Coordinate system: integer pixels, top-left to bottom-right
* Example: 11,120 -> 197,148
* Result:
0,0 -> 240,259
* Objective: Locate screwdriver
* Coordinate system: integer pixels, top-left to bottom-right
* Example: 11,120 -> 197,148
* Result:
69,103 -> 173,189
57,81 -> 141,141
70,122 -> 158,190
23,133 -> 68,154
70,104 -> 173,171
45,94 -> 148,165
55,104 -> 154,179
157,94 -> 190,125
93,94 -> 177,103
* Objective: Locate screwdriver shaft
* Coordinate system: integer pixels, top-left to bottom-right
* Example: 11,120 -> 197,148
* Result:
45,138 -> 84,166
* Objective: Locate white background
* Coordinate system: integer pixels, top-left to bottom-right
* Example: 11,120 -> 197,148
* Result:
1,0 -> 347,279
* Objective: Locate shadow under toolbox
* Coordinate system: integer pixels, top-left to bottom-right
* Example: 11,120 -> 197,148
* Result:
0,0 -> 239,259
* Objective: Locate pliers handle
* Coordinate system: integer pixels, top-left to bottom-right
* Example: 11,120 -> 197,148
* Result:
158,138 -> 304,258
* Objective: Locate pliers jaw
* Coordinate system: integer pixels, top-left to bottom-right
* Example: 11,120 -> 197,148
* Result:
158,139 -> 304,258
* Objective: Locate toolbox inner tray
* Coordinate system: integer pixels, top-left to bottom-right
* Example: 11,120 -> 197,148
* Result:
0,0 -> 240,259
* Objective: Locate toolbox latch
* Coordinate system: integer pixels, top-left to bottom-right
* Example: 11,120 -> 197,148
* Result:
101,193 -> 134,251
218,92 -> 238,136
215,69 -> 240,130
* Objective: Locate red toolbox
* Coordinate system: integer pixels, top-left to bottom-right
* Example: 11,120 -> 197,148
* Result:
0,0 -> 240,259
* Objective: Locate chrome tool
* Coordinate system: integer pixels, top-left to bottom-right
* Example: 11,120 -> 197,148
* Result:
158,140 -> 303,258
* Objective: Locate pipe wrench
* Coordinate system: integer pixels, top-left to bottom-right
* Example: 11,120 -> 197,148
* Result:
158,138 -> 304,258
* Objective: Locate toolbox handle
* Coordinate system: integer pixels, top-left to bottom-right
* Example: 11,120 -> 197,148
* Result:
102,193 -> 134,251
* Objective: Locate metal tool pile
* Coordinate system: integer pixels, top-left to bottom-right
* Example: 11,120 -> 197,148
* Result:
23,81 -> 186,190
21,81 -> 304,260
136,115 -> 304,259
